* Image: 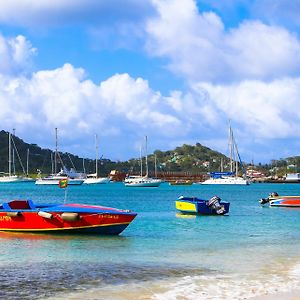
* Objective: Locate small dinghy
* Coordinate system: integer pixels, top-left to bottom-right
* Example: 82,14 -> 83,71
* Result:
0,200 -> 137,235
259,192 -> 300,207
175,195 -> 230,215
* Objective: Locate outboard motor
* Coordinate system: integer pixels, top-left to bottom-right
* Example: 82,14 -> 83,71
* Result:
259,192 -> 278,205
207,196 -> 225,214
259,198 -> 270,205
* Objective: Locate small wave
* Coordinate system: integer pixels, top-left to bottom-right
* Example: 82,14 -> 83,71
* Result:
152,273 -> 300,300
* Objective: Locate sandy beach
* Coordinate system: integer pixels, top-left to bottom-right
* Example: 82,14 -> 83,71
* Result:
253,290 -> 300,300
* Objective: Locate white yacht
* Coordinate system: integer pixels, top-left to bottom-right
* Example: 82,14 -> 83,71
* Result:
201,124 -> 250,185
84,174 -> 110,184
83,134 -> 110,184
35,167 -> 84,185
201,174 -> 249,185
124,175 -> 162,187
124,136 -> 162,187
35,128 -> 84,186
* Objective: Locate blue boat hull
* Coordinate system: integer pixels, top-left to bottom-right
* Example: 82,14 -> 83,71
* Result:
175,197 -> 230,215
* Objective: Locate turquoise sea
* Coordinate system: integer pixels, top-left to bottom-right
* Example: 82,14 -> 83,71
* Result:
0,182 -> 300,299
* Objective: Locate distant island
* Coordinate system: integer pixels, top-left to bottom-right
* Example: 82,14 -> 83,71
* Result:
0,130 -> 299,180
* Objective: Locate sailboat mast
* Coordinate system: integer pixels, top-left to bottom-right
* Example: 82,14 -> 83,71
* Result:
140,145 -> 143,177
229,125 -> 233,173
8,132 -> 11,177
95,134 -> 98,177
26,149 -> 29,176
12,128 -> 15,175
82,158 -> 86,174
51,152 -> 54,174
54,128 -> 58,174
145,135 -> 148,177
155,154 -> 157,178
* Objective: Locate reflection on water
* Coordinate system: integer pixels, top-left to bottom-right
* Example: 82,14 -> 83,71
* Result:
175,212 -> 196,219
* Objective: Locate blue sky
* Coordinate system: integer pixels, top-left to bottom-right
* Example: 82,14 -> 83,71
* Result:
0,0 -> 300,164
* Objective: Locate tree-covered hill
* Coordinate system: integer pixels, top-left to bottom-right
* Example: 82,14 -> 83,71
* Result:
0,130 -> 96,176
4,130 -> 298,177
0,131 -> 236,176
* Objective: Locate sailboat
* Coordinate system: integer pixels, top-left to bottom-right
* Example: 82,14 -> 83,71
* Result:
84,134 -> 110,184
0,132 -> 35,183
201,124 -> 250,185
124,136 -> 162,187
35,128 -> 84,185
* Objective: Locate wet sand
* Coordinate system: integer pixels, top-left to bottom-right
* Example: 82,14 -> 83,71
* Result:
253,289 -> 300,300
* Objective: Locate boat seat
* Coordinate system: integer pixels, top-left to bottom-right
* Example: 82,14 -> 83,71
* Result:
7,200 -> 35,210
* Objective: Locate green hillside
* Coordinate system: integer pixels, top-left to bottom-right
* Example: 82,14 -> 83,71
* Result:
0,130 -> 95,177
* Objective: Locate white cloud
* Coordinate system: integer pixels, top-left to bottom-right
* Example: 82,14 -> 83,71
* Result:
192,78 -> 300,139
0,34 -> 36,75
146,0 -> 300,82
0,63 -> 186,155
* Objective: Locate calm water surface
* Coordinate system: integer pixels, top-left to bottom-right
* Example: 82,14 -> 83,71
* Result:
0,182 -> 299,299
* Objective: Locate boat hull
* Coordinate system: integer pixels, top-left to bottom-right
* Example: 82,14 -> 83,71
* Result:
201,177 -> 249,185
0,176 -> 35,183
35,179 -> 84,185
269,196 -> 300,207
260,193 -> 300,207
83,177 -> 110,184
124,177 -> 162,187
124,182 -> 161,187
175,198 -> 230,215
270,199 -> 300,207
0,202 -> 137,235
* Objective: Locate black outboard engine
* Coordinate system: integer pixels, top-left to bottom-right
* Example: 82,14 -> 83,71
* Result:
259,192 -> 278,205
259,198 -> 270,205
207,196 -> 225,214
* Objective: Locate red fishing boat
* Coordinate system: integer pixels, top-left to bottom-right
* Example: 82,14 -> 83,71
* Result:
0,200 -> 137,235
259,192 -> 300,207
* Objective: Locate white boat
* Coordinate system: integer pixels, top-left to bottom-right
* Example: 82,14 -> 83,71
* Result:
84,174 -> 110,184
124,176 -> 162,187
0,132 -> 35,183
83,134 -> 110,184
201,175 -> 249,185
201,124 -> 250,185
124,136 -> 162,187
0,174 -> 34,183
35,175 -> 83,185
35,128 -> 84,186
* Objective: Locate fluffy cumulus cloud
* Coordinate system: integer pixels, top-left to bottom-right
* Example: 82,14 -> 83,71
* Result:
142,0 -> 300,159
0,34 -> 36,75
192,79 -> 300,138
146,0 -> 300,82
0,62 -> 190,157
1,1 -> 300,161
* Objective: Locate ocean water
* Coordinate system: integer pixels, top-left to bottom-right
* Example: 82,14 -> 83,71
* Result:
0,182 -> 299,299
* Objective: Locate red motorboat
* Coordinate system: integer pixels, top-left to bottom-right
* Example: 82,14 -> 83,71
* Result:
0,200 -> 137,235
260,192 -> 300,207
